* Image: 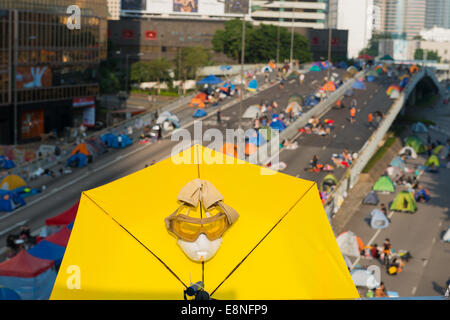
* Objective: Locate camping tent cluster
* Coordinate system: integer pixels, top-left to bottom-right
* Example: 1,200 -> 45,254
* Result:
67,137 -> 112,169
384,67 -> 417,98
0,174 -> 40,213
0,156 -> 15,170
0,201 -> 78,299
309,61 -> 331,72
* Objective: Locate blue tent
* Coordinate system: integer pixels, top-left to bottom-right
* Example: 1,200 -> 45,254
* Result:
248,132 -> 267,146
414,189 -> 430,202
400,77 -> 409,88
111,135 -> 132,148
352,80 -> 366,90
101,133 -> 116,147
0,287 -> 21,300
248,79 -> 258,91
367,75 -> 376,82
197,75 -> 223,85
0,156 -> 15,170
337,61 -> 348,69
66,153 -> 87,168
370,209 -> 390,229
305,95 -> 321,107
67,222 -> 74,231
193,109 -> 207,118
27,240 -> 66,268
0,190 -> 25,212
220,65 -> 232,71
270,119 -> 287,131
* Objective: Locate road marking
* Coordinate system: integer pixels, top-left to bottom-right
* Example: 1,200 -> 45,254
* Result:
0,220 -> 29,237
423,259 -> 428,267
411,286 -> 417,295
432,237 -> 436,244
438,221 -> 442,227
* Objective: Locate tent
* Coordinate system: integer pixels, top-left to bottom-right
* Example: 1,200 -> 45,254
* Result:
320,174 -> 338,192
409,65 -> 419,73
373,176 -> 395,193
86,137 -> 108,155
0,250 -> 56,300
400,77 -> 409,88
261,66 -> 273,73
336,231 -> 364,258
285,101 -> 302,115
288,94 -> 304,106
0,190 -> 25,212
443,227 -> 450,242
380,54 -> 394,61
425,155 -> 440,168
196,75 -> 222,85
346,66 -> 358,75
247,132 -> 267,147
194,92 -> 207,102
321,81 -> 337,92
0,175 -> 27,192
0,156 -> 15,170
156,111 -> 180,128
189,98 -> 205,108
66,153 -> 87,168
352,80 -> 366,90
247,79 -> 258,92
221,143 -> 238,158
28,240 -> 66,268
405,136 -> 426,154
50,144 -> 359,300
389,89 -> 400,99
245,143 -> 257,156
242,105 -> 261,119
399,146 -> 417,159
374,65 -> 385,74
350,269 -> 380,289
337,61 -> 348,69
309,65 -> 321,72
0,287 -> 21,300
304,95 -> 320,107
411,122 -> 428,133
71,143 -> 90,157
101,133 -> 132,149
414,188 -> 430,202
45,201 -> 79,226
366,75 -> 376,82
362,191 -> 379,205
433,145 -> 449,159
390,156 -> 406,171
193,109 -> 207,118
370,209 -> 390,229
45,227 -> 71,248
269,119 -> 287,131
390,191 -> 417,213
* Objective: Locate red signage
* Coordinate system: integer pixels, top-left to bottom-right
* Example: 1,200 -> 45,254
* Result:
145,30 -> 157,40
73,97 -> 95,108
122,29 -> 135,39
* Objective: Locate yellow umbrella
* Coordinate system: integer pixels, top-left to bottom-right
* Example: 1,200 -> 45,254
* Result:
51,145 -> 359,300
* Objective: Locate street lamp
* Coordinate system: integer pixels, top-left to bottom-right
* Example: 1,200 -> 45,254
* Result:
125,52 -> 144,95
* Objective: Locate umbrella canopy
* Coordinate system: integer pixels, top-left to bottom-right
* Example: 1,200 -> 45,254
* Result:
0,287 -> 21,300
197,75 -> 223,85
358,54 -> 373,60
50,145 -> 359,300
380,54 -> 394,61
288,94 -> 304,106
46,201 -> 79,226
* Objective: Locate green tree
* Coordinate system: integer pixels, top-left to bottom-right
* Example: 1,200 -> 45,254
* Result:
175,46 -> 211,94
414,48 -> 441,62
99,68 -> 120,94
212,19 -> 254,62
130,58 -> 172,94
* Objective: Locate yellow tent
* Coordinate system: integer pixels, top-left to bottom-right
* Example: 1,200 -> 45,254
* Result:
0,174 -> 27,191
51,145 -> 358,300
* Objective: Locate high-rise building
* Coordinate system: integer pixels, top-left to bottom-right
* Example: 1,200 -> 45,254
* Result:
0,0 -> 108,144
108,0 -> 121,20
379,0 -> 426,39
328,0 -> 382,58
425,0 -> 450,29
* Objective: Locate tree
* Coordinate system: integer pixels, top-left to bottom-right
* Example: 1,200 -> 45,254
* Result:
175,46 -> 211,94
99,68 -> 120,94
414,48 -> 441,62
130,58 -> 172,94
212,19 -> 254,62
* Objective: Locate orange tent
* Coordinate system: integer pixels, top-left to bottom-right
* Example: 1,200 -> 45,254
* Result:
221,143 -> 238,157
245,143 -> 257,156
409,65 -> 419,73
321,81 -> 336,92
268,61 -> 276,69
195,92 -> 207,102
71,143 -> 90,157
189,98 -> 205,108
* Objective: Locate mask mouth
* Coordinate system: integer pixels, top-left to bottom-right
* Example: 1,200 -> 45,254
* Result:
178,234 -> 223,262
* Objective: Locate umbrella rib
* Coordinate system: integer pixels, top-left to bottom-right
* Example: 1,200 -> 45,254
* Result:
210,182 -> 316,297
83,193 -> 188,289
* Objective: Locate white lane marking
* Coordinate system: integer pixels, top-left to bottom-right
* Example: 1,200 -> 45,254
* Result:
432,237 -> 436,244
423,259 -> 428,267
411,287 -> 417,295
0,220 -> 29,237
438,221 -> 442,227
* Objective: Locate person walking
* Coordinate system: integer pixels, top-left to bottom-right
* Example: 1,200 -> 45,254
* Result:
217,108 -> 222,125
350,106 -> 357,124
383,239 -> 392,267
299,73 -> 305,86
368,112 -> 374,128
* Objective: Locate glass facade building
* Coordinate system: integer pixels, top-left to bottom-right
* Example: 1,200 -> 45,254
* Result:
0,0 -> 107,144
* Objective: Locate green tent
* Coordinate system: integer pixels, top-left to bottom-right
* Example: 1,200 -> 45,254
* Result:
320,174 -> 338,192
380,54 -> 394,61
310,65 -> 321,72
432,145 -> 444,155
288,94 -> 304,106
404,136 -> 426,154
373,176 -> 395,193
390,191 -> 417,213
425,154 -> 440,167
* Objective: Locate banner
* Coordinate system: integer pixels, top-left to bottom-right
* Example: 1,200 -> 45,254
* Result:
16,66 -> 52,89
82,106 -> 96,127
73,97 -> 95,108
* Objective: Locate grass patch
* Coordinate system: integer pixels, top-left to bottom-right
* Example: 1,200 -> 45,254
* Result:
396,115 -> 436,126
362,135 -> 398,173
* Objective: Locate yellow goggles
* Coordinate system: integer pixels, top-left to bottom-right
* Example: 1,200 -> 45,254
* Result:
165,207 -> 230,242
